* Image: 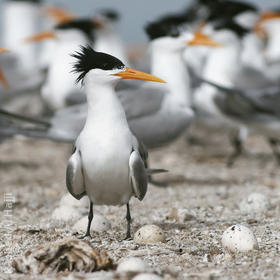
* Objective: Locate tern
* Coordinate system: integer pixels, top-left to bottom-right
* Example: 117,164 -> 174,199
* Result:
199,78 -> 280,163
2,0 -> 42,73
67,45 -> 165,238
25,19 -> 96,110
254,10 -> 280,82
193,19 -> 251,166
93,9 -> 129,65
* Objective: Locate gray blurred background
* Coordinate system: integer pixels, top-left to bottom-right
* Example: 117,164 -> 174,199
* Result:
0,0 -> 278,43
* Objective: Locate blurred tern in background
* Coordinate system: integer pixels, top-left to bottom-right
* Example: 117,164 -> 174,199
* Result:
2,0 -> 42,73
255,10 -> 280,82
0,0 -> 45,92
25,19 -> 97,110
93,9 -> 129,65
67,46 -> 166,238
193,19 -> 252,166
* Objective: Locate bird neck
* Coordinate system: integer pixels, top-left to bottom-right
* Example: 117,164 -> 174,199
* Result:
241,33 -> 265,70
84,79 -> 127,126
150,45 -> 191,107
202,43 -> 241,87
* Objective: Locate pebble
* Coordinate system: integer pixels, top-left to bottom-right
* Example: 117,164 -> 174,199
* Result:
222,224 -> 258,253
132,273 -> 163,280
117,257 -> 150,273
73,214 -> 111,233
134,225 -> 165,244
59,193 -> 89,209
52,205 -> 82,222
168,208 -> 195,223
239,193 -> 270,214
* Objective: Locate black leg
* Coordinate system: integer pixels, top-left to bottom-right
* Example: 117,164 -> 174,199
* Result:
269,138 -> 280,165
124,203 -> 132,240
79,201 -> 93,239
227,134 -> 243,168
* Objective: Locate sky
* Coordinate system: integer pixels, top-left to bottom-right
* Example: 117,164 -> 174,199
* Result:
0,0 -> 278,43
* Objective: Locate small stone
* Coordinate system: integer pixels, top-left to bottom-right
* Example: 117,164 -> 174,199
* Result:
133,273 -> 163,280
52,205 -> 82,222
168,208 -> 195,222
73,214 -> 111,233
222,224 -> 258,253
134,225 -> 165,244
59,193 -> 89,209
117,257 -> 150,273
239,193 -> 270,214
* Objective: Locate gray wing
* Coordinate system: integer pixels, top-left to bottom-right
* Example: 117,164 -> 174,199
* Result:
206,79 -> 280,121
49,104 -> 87,141
233,66 -> 275,89
116,83 -> 167,120
66,147 -> 86,200
240,86 -> 280,117
132,135 -> 148,167
129,139 -> 148,201
65,92 -> 86,106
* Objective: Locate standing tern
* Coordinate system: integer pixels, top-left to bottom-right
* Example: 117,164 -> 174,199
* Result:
199,79 -> 280,163
193,19 -> 251,166
2,0 -> 42,73
93,9 -> 129,65
68,45 -> 165,238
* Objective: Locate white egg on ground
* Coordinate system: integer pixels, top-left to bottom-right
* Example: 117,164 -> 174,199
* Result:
239,193 -> 270,214
134,225 -> 165,244
117,257 -> 150,273
73,214 -> 111,233
222,224 -> 259,253
51,205 -> 82,222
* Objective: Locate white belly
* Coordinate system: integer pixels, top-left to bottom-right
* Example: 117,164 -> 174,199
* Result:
79,125 -> 133,206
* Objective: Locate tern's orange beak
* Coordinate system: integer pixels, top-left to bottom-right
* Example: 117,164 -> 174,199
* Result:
188,30 -> 223,47
44,6 -> 76,24
0,49 -> 9,89
254,11 -> 280,39
0,48 -> 9,53
24,31 -> 57,43
0,68 -> 9,89
114,67 -> 166,83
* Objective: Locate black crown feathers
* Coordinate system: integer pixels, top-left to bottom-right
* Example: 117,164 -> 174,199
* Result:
72,45 -> 125,84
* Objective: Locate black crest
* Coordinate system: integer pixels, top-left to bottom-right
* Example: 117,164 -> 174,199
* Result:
72,45 -> 125,84
272,6 -> 280,13
207,0 -> 257,22
55,19 -> 96,42
98,8 -> 120,21
145,16 -> 186,40
213,19 -> 250,38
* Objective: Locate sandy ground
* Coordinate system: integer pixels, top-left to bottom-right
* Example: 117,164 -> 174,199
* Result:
0,125 -> 280,279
